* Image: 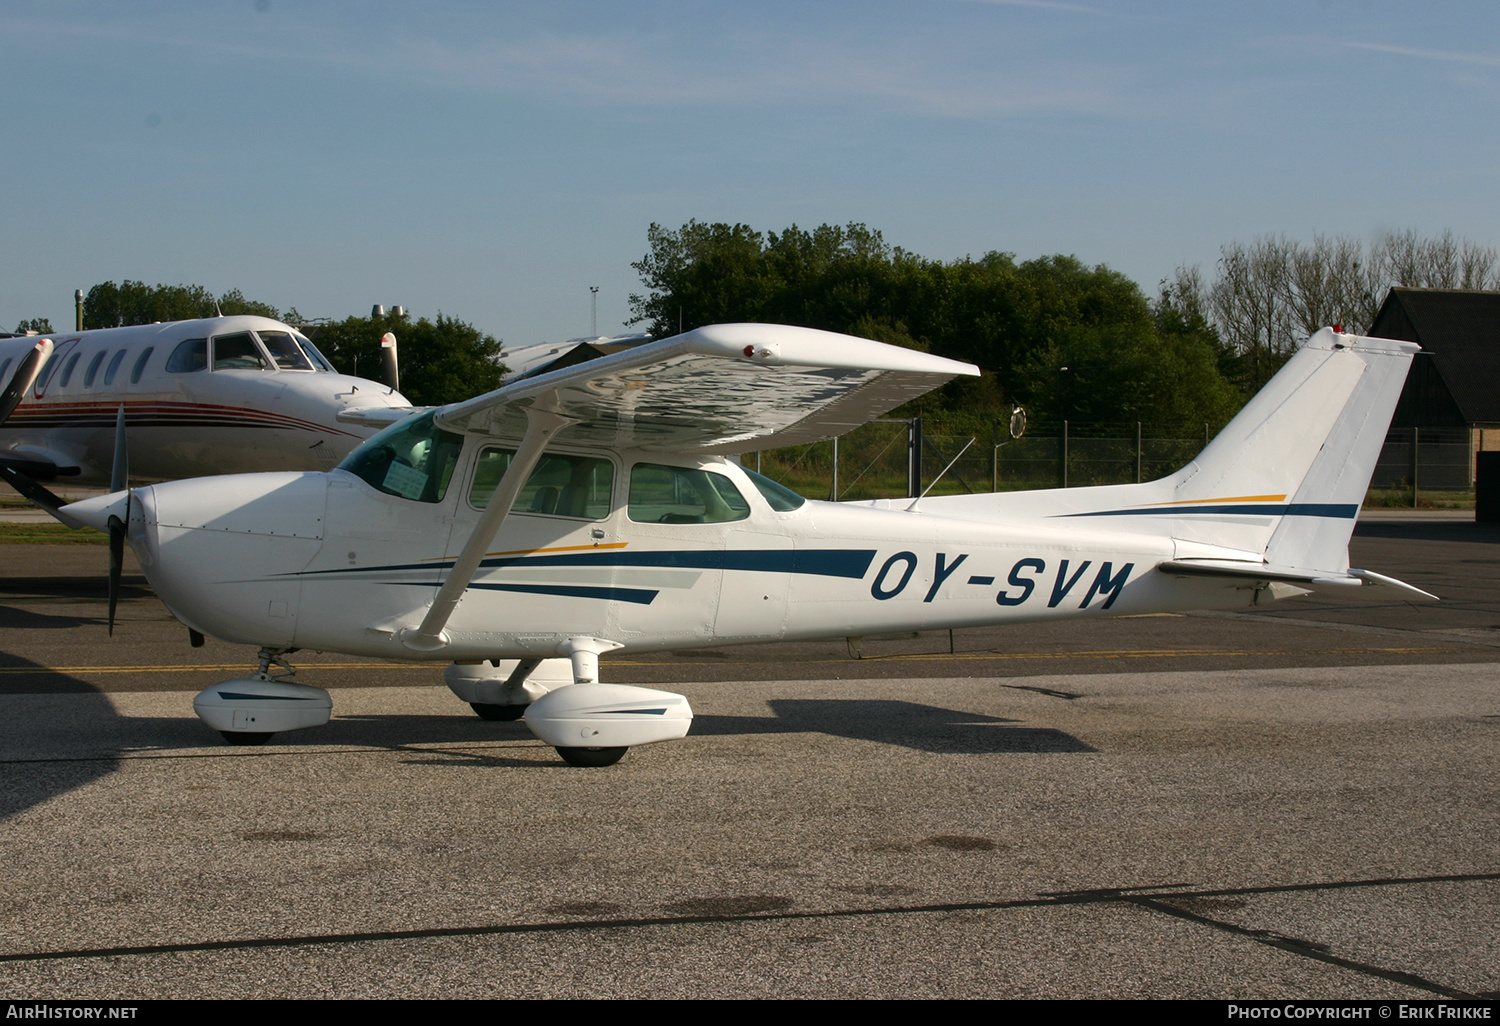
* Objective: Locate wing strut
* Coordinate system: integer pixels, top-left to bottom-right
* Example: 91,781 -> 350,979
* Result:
399,403 -> 575,652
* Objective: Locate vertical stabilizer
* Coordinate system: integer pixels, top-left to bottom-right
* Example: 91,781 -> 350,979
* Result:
1173,328 -> 1419,569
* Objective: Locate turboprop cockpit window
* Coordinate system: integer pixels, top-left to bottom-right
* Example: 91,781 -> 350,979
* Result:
628,464 -> 750,524
257,330 -> 314,371
742,467 -> 807,512
337,411 -> 465,503
211,333 -> 269,371
166,339 -> 207,373
469,448 -> 615,518
293,333 -> 336,372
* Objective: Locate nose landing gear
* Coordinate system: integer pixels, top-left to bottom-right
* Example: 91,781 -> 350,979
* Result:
193,649 -> 331,745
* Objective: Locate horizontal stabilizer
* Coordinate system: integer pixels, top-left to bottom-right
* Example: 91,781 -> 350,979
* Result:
1159,559 -> 1438,601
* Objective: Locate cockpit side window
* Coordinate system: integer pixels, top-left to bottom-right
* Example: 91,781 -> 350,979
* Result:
165,339 -> 207,373
336,411 -> 465,504
211,332 -> 269,371
469,448 -> 615,518
294,333 -> 336,372
257,330 -> 313,371
628,463 -> 750,524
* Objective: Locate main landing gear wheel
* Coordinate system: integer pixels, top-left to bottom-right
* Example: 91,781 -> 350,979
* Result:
470,702 -> 527,722
220,731 -> 275,746
555,746 -> 628,767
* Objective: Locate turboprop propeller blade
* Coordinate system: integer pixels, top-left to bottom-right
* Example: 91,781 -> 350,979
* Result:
0,337 -> 52,424
107,405 -> 128,635
107,513 -> 124,635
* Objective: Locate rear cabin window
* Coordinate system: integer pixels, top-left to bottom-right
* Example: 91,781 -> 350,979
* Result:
336,411 -> 464,504
102,349 -> 128,387
211,333 -> 268,371
468,449 -> 615,519
130,347 -> 154,384
82,351 -> 106,388
57,352 -> 81,388
165,339 -> 207,373
628,464 -> 750,524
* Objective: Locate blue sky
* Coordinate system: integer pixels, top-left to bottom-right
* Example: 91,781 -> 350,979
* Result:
4,1 -> 1499,347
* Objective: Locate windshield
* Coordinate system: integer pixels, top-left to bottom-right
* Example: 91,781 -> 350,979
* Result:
336,411 -> 465,503
257,330 -> 314,371
294,333 -> 336,372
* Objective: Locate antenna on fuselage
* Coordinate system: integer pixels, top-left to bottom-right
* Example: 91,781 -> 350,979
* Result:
905,436 -> 977,512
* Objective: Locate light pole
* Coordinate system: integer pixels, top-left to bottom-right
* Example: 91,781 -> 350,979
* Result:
589,286 -> 599,338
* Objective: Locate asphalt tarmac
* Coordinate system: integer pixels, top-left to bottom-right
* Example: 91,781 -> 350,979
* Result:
0,515 -> 1496,999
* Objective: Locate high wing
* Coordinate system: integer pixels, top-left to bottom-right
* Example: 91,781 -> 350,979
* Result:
433,323 -> 980,450
394,323 -> 978,652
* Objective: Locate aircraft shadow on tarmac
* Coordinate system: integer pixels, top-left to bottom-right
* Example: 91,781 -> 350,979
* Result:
90,696 -> 1097,759
0,659 -> 121,821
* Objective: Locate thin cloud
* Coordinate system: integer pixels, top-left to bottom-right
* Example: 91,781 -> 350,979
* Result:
953,0 -> 1103,13
1336,40 -> 1500,69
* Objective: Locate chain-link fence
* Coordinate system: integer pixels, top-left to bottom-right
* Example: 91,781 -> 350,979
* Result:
1372,427 -> 1472,491
748,420 -> 1222,499
748,420 -> 1477,500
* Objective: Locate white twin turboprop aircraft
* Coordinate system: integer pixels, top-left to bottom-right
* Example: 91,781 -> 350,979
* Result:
64,322 -> 1434,766
0,315 -> 412,517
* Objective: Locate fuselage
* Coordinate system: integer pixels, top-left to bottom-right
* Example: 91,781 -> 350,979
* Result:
0,316 -> 411,483
108,422 -> 1258,660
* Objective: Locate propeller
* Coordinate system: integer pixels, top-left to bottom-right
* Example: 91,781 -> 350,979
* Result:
379,332 -> 399,393
0,337 -> 82,523
0,337 -> 53,424
107,404 -> 129,636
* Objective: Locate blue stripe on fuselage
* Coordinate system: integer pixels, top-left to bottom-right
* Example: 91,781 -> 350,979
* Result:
287,548 -> 878,579
1057,503 -> 1359,519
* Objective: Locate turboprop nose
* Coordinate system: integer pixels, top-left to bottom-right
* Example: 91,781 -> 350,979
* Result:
62,490 -> 130,533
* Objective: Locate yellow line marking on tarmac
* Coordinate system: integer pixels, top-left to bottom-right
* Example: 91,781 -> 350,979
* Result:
0,646 -> 1463,676
0,663 -> 417,675
610,646 -> 1457,666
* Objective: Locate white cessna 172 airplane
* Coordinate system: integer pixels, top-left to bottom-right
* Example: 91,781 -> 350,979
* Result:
0,315 -> 412,516
64,322 -> 1432,766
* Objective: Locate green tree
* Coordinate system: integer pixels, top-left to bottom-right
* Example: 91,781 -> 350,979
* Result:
14,318 -> 53,334
629,220 -> 1246,430
306,310 -> 504,406
82,281 -> 281,328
